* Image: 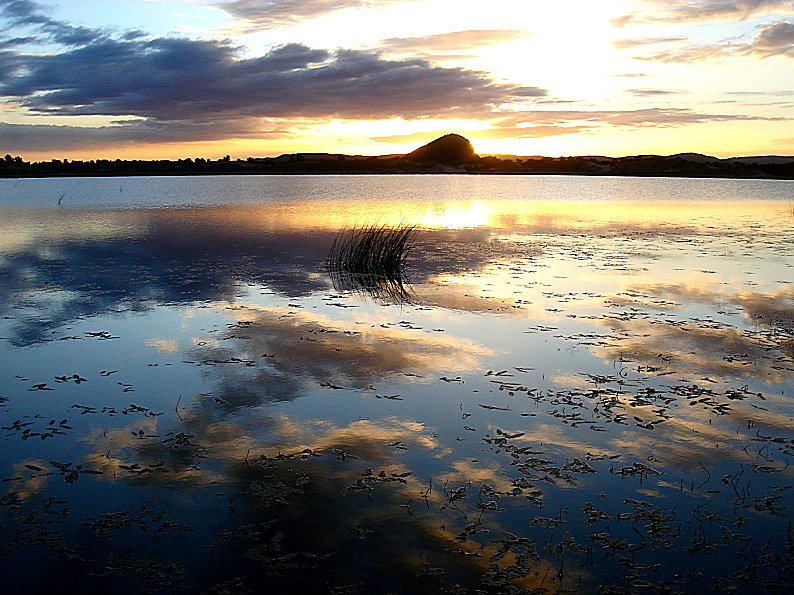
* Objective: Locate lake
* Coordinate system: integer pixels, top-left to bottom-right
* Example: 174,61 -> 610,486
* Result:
1,174 -> 793,593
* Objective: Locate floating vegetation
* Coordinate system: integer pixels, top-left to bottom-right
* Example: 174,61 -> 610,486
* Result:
327,223 -> 417,302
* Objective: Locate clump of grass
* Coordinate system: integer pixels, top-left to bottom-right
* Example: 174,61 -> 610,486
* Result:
327,223 -> 418,301
329,223 -> 417,277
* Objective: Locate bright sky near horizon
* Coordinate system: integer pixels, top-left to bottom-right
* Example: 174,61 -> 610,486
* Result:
1,0 -> 792,159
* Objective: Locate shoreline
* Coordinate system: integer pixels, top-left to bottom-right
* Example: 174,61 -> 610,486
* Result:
2,169 -> 793,181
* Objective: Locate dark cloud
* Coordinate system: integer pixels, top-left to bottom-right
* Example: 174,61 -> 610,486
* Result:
218,0 -> 414,27
630,20 -> 794,62
0,120 -> 290,152
371,107 -> 788,142
376,107 -> 765,142
611,0 -> 793,27
380,29 -> 527,53
0,34 -> 35,47
0,0 -> 108,46
634,44 -> 738,62
753,19 -> 794,55
256,41 -> 329,69
1,0 -> 48,24
495,107 -> 782,129
0,0 -> 547,149
1,31 -> 545,126
477,104 -> 790,138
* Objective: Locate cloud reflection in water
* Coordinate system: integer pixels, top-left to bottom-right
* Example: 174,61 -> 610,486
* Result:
2,194 -> 794,592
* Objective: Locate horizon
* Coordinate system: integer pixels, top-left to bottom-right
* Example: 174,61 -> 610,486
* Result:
1,1 -> 793,161
7,132 -> 794,164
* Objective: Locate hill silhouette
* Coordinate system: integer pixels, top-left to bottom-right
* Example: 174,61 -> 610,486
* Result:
2,134 -> 793,179
403,133 -> 478,165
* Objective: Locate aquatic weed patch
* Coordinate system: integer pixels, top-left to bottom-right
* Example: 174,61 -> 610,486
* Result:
328,223 -> 418,301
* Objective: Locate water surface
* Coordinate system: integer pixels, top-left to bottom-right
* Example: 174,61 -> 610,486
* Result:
1,175 -> 793,593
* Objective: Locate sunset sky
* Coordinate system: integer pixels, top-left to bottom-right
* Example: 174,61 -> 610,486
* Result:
1,0 -> 793,160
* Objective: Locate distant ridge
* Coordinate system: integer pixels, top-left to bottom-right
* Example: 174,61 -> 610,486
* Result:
2,134 -> 793,179
404,133 -> 478,166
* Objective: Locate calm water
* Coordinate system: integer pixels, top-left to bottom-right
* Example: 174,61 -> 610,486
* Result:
1,175 -> 793,593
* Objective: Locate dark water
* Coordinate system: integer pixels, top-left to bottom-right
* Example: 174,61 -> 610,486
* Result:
1,175 -> 793,593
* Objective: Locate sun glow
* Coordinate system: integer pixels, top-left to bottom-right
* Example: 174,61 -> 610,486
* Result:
2,0 -> 791,160
419,203 -> 491,229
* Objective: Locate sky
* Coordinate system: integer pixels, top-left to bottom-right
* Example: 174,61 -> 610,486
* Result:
0,0 -> 792,160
